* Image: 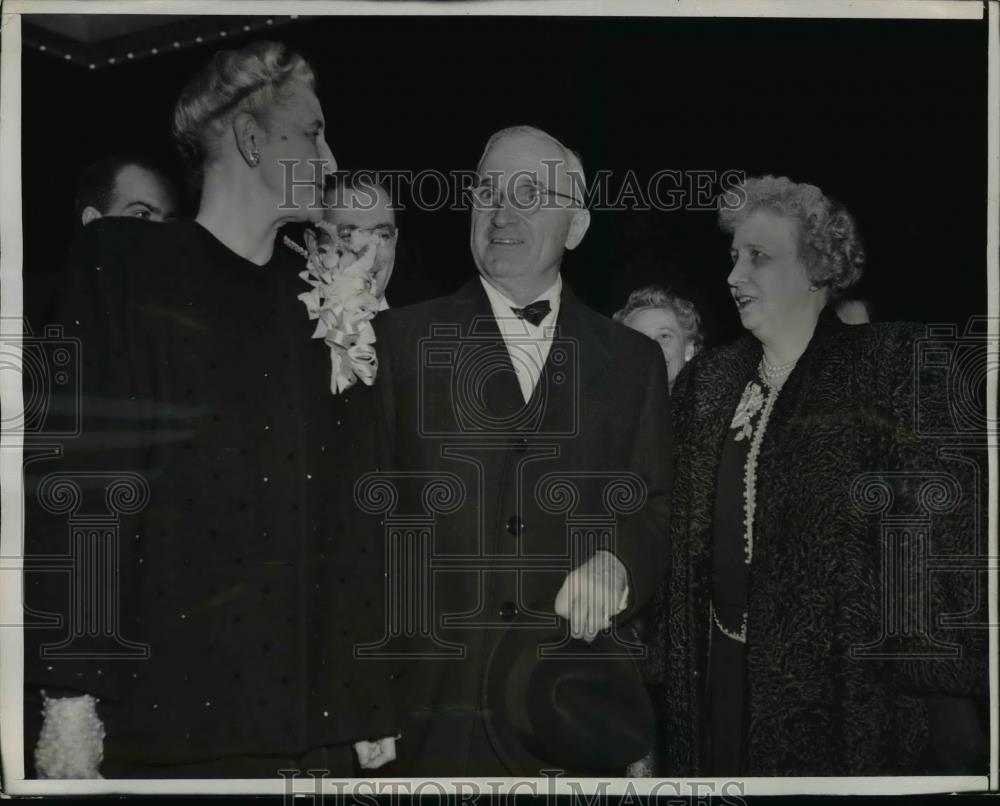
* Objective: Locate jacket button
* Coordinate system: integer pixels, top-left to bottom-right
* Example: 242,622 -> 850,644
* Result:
506,516 -> 523,536
499,602 -> 518,622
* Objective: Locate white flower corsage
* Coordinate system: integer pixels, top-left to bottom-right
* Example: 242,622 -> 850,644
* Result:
729,380 -> 765,441
286,224 -> 382,395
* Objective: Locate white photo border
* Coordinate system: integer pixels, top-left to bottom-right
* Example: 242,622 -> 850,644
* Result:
1,0 -> 995,796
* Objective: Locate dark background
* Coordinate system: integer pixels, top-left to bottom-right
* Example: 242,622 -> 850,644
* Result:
21,13 -> 989,347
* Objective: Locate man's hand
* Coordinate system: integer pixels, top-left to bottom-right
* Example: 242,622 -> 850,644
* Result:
34,693 -> 105,779
554,550 -> 629,642
354,736 -> 397,770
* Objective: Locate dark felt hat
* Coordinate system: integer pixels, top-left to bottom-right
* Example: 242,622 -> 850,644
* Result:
482,607 -> 655,776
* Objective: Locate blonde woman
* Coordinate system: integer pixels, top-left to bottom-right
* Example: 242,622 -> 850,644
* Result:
25,41 -> 396,777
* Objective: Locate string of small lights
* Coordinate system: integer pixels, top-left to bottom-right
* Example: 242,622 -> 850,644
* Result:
23,15 -> 300,70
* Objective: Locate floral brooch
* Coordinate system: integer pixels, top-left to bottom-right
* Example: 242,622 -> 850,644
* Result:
285,223 -> 383,395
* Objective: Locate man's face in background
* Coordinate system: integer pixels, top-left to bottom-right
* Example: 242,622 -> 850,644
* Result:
325,183 -> 397,302
81,163 -> 178,225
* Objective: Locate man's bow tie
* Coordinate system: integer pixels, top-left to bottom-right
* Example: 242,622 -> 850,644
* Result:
510,299 -> 551,327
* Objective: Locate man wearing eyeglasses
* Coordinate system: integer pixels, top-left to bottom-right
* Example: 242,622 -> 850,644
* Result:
366,126 -> 672,776
324,172 -> 398,309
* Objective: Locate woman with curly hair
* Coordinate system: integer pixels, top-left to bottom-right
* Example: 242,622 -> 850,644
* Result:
24,41 -> 398,777
650,175 -> 987,775
613,285 -> 705,392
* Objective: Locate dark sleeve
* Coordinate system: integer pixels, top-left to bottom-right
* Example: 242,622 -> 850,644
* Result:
338,314 -> 402,740
372,315 -> 399,473
613,347 -> 673,618
45,222 -> 152,459
631,353 -> 699,681
24,222 -> 151,703
923,695 -> 988,772
831,325 -> 988,771
883,324 -> 988,700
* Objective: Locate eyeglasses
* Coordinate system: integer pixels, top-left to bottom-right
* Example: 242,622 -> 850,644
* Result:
470,180 -> 583,216
335,224 -> 398,243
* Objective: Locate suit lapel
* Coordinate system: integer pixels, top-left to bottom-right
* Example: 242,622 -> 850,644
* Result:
452,278 -> 528,427
448,278 -> 616,436
528,284 -> 610,437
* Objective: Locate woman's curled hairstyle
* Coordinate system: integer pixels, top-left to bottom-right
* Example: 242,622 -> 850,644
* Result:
613,285 -> 705,356
172,41 -> 315,167
719,175 -> 865,298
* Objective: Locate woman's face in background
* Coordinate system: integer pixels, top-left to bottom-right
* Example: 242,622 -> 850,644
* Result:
727,209 -> 818,341
257,81 -> 336,223
623,306 -> 694,390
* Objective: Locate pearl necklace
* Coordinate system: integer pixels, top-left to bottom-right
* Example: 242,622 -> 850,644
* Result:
712,601 -> 748,644
282,235 -> 310,259
743,365 -> 782,565
714,365 -> 783,645
761,354 -> 798,376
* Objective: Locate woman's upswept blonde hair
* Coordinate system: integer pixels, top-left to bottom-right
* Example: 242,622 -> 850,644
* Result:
172,40 -> 315,168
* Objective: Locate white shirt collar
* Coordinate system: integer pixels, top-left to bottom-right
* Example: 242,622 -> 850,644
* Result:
477,274 -> 562,404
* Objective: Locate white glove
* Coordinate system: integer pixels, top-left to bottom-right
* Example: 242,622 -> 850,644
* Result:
35,693 -> 105,779
554,550 -> 629,643
354,735 -> 397,770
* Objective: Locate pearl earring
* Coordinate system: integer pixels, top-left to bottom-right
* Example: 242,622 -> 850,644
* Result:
249,150 -> 261,167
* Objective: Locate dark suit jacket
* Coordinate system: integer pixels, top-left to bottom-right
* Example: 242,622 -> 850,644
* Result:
365,276 -> 672,775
